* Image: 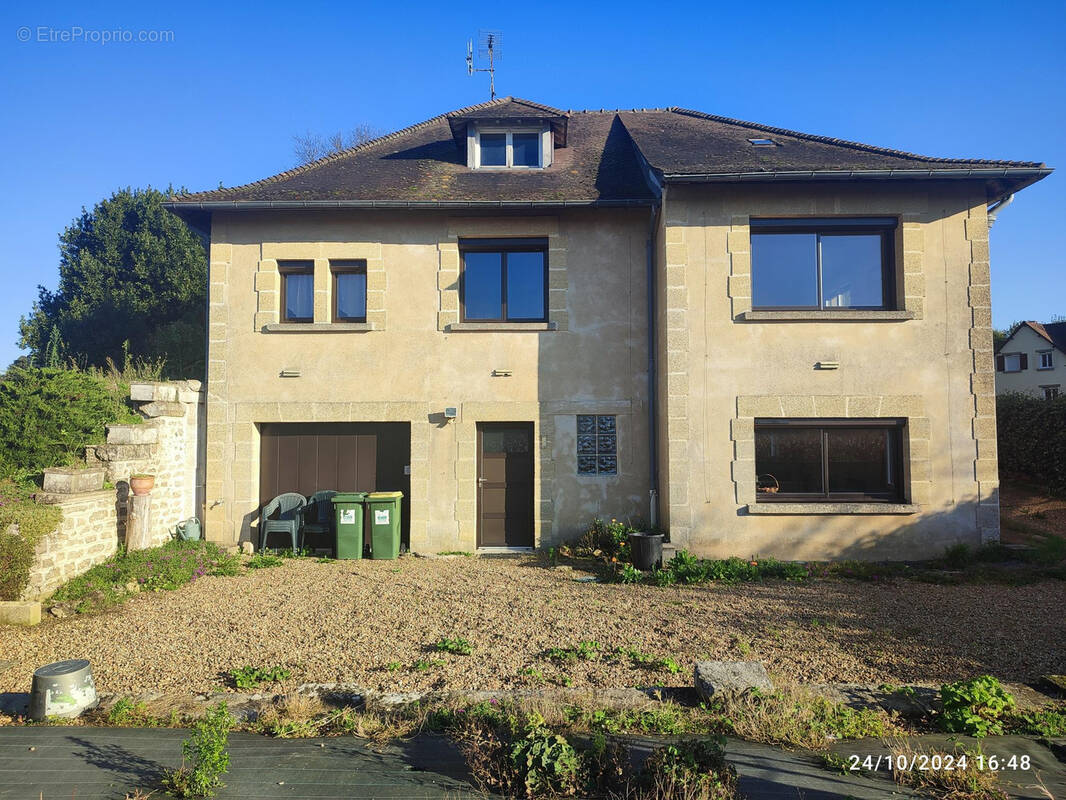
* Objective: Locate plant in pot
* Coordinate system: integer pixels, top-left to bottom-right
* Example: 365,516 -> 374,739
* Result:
129,473 -> 156,496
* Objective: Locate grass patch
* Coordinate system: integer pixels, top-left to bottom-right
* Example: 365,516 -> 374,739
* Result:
245,553 -> 284,569
50,540 -> 240,612
437,551 -> 474,557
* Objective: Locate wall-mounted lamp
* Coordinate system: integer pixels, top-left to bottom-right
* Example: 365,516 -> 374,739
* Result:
444,407 -> 458,420
491,369 -> 513,377
814,361 -> 840,370
279,368 -> 301,378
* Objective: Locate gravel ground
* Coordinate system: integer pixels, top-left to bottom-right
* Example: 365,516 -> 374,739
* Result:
1,557 -> 1064,697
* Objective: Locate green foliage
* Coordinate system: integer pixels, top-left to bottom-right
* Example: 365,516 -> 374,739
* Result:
997,393 -> 1066,496
565,704 -> 692,736
616,563 -> 643,584
615,550 -> 810,587
50,540 -> 240,610
228,665 -> 292,689
435,636 -> 474,655
614,647 -> 683,674
1014,705 -> 1066,737
413,659 -> 445,671
509,712 -> 581,798
19,186 -> 208,379
162,702 -> 231,797
246,553 -> 284,569
0,366 -> 140,479
103,697 -> 174,728
640,738 -> 737,800
940,675 -> 1016,737
575,517 -> 639,562
0,479 -> 63,600
545,641 -> 602,662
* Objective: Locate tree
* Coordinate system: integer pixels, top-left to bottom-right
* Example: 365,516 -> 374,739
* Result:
292,124 -> 382,165
19,187 -> 207,378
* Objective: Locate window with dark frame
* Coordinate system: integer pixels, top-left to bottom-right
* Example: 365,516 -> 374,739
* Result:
754,419 -> 905,502
750,218 -> 897,310
330,259 -> 367,322
1042,385 -> 1060,400
577,415 -> 617,475
460,238 -> 548,322
278,260 -> 314,322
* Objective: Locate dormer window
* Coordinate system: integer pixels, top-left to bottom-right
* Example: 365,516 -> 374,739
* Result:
470,126 -> 550,169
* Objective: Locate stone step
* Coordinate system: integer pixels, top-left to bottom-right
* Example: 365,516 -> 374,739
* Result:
105,423 -> 158,445
86,443 -> 155,462
139,400 -> 186,418
41,467 -> 105,495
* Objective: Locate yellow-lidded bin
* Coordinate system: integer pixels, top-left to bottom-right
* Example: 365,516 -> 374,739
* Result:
366,491 -> 403,559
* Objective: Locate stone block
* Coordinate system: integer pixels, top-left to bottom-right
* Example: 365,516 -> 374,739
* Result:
106,424 -> 158,445
0,601 -> 41,626
694,661 -> 774,700
89,443 -> 154,462
140,401 -> 186,418
42,467 -> 106,495
737,396 -> 783,417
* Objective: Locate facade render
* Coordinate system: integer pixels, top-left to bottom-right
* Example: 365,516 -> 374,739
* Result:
166,97 -> 1050,560
995,321 -> 1065,399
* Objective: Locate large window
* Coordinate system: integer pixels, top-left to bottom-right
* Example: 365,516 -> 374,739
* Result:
331,260 -> 367,322
476,130 -> 543,168
754,419 -> 904,502
279,260 -> 314,322
577,415 -> 617,475
751,218 -> 896,310
460,239 -> 547,322
997,353 -> 1027,373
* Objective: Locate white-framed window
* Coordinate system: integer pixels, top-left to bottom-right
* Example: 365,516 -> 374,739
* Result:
1000,353 -> 1025,373
1042,385 -> 1060,400
472,127 -> 548,169
1038,350 -> 1054,370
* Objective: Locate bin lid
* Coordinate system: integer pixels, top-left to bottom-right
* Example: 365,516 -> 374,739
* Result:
367,491 -> 403,499
332,492 -> 368,502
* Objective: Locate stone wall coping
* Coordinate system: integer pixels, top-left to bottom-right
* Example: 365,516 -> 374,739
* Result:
262,322 -> 375,333
745,502 -> 921,515
736,310 -> 917,322
446,322 -> 558,332
36,488 -> 120,506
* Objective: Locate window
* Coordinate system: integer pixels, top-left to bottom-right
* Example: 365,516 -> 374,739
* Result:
460,239 -> 547,322
750,218 -> 896,310
1038,350 -> 1054,370
748,138 -> 777,147
997,353 -> 1027,373
577,415 -> 617,475
279,260 -> 314,322
1042,385 -> 1060,400
754,419 -> 904,502
476,129 -> 544,168
331,260 -> 367,322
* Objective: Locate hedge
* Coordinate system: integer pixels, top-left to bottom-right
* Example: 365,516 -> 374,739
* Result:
0,480 -> 63,600
996,393 -> 1066,497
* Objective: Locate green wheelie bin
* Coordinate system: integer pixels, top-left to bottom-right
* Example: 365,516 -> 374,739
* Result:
366,491 -> 403,559
332,492 -> 367,559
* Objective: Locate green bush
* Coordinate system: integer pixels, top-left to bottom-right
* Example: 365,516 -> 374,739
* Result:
997,393 -> 1066,496
940,675 -> 1016,737
0,366 -> 140,479
0,480 -> 63,600
162,702 -> 232,797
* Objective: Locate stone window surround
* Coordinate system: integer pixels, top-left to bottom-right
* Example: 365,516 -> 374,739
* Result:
437,218 -> 568,332
727,214 -> 925,320
730,394 -> 931,513
253,244 -> 386,331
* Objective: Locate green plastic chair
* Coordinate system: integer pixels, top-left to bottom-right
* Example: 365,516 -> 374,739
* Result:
259,492 -> 307,552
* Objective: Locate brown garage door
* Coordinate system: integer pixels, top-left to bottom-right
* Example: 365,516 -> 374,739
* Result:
259,423 -> 377,505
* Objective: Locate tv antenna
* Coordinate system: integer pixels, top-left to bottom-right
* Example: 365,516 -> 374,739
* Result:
466,30 -> 502,100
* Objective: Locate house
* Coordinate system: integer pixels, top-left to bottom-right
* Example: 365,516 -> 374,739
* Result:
165,97 -> 1051,560
995,321 -> 1065,399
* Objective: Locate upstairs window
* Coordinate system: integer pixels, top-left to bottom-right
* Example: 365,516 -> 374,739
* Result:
460,239 -> 547,322
331,260 -> 367,322
279,260 -> 314,322
751,218 -> 896,310
1038,350 -> 1054,370
997,353 -> 1027,372
474,129 -> 545,169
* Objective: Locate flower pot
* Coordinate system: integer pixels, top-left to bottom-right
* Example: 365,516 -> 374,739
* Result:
629,532 -> 664,571
129,475 -> 155,496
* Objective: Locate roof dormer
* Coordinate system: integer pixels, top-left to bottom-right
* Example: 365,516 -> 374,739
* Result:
446,97 -> 568,170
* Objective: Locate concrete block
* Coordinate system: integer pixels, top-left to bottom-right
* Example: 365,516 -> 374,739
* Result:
106,424 -> 158,445
0,601 -> 41,626
41,467 -> 106,495
139,401 -> 186,418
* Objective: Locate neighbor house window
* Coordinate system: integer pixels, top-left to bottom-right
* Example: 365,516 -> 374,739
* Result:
754,419 -> 904,502
331,260 -> 367,322
750,218 -> 896,310
279,260 -> 314,322
1038,350 -> 1054,370
577,415 -> 617,475
997,353 -> 1027,372
1042,385 -> 1060,400
460,239 -> 547,322
476,129 -> 544,168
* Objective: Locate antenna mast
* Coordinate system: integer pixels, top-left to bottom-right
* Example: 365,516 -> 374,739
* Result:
466,30 -> 502,100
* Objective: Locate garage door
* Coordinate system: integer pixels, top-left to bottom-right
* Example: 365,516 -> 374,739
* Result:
259,423 -> 377,505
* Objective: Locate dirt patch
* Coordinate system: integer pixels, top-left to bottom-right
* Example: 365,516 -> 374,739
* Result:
1,557 -> 1063,697
1000,479 -> 1066,543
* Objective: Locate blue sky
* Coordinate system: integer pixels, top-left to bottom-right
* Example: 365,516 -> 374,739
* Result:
1,0 -> 1062,369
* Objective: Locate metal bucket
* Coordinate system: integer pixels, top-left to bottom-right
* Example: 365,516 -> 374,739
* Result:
29,659 -> 98,720
175,517 -> 202,541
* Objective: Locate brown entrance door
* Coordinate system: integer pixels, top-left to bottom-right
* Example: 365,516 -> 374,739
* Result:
477,423 -> 535,548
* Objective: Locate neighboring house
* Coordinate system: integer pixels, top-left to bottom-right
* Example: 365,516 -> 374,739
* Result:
165,97 -> 1051,560
995,321 -> 1065,399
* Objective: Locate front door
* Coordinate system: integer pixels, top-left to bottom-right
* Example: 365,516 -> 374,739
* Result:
477,423 -> 535,548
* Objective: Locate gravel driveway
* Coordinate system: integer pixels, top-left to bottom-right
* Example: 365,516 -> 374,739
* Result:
1,557 -> 1063,696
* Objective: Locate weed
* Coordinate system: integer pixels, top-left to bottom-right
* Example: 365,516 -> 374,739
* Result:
888,739 -> 1009,800
228,665 -> 292,689
385,661 -> 403,672
637,737 -> 737,800
104,697 -> 168,728
246,553 -> 284,569
519,667 -> 545,684
413,659 -> 445,671
1012,704 -> 1066,737
616,563 -> 643,584
820,751 -> 850,774
940,675 -> 1016,737
731,635 -> 752,657
614,647 -> 682,674
435,636 -> 474,656
161,702 -> 231,797
545,640 -> 602,662
565,704 -> 691,736
438,550 -> 474,556
314,556 -> 335,563
510,711 -> 581,798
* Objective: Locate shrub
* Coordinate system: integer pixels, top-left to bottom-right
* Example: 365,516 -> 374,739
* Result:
0,366 -> 140,479
997,392 -> 1066,497
161,702 -> 232,797
0,479 -> 63,600
940,676 -> 1016,737
575,517 -> 639,562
